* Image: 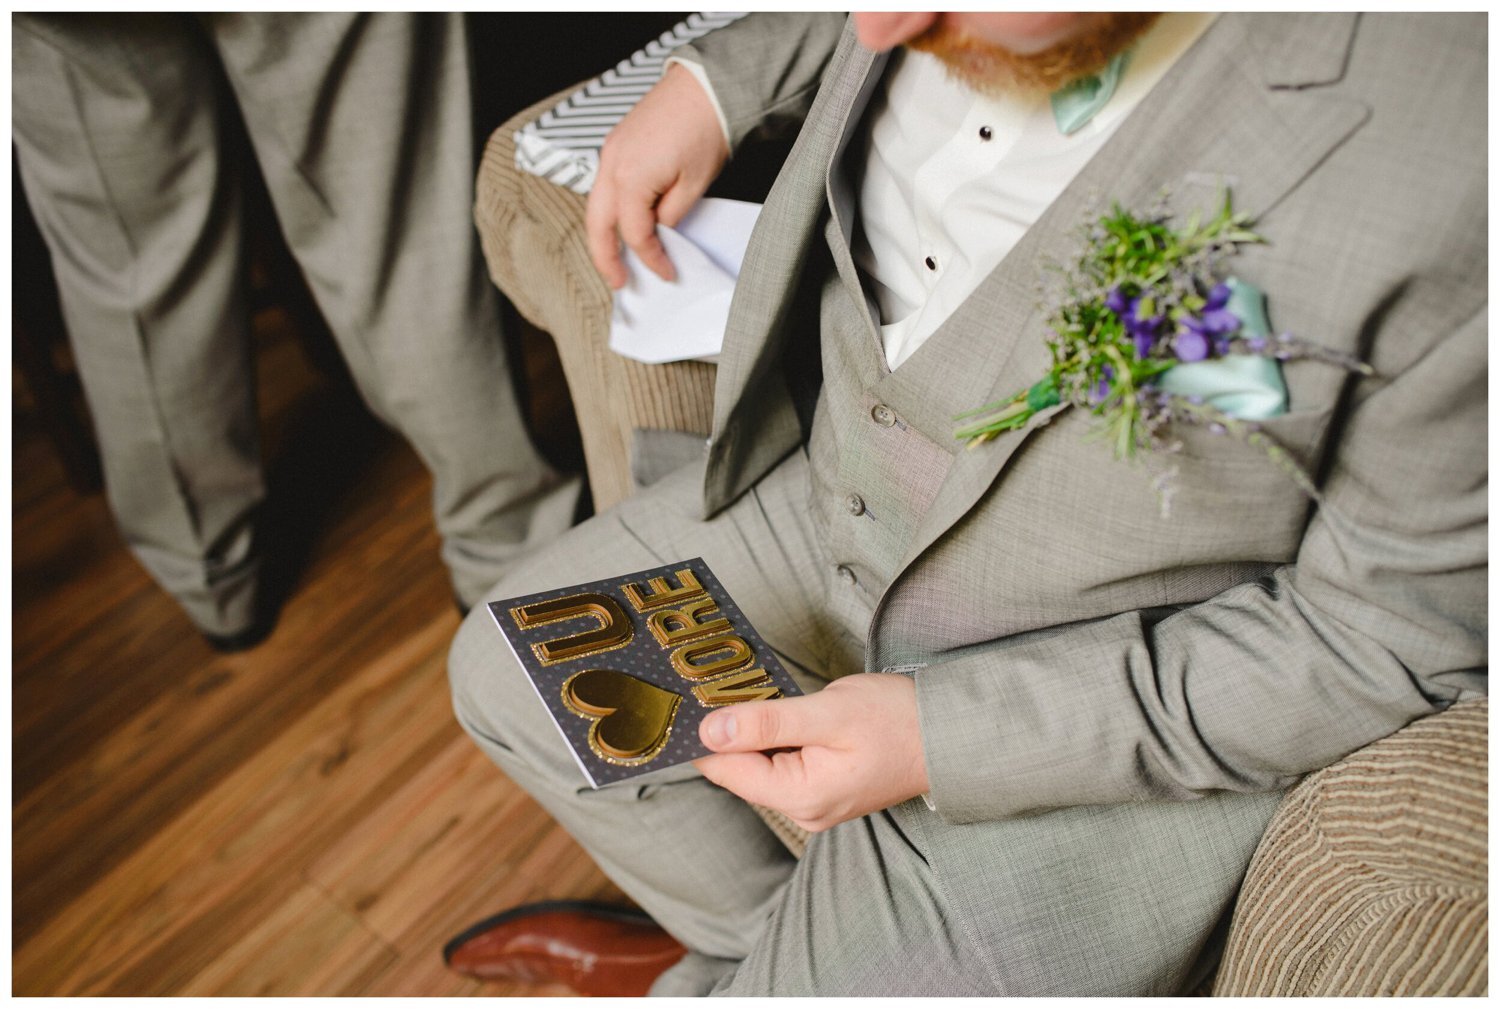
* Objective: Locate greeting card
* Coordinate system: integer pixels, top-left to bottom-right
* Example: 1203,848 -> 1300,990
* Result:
487,557 -> 801,787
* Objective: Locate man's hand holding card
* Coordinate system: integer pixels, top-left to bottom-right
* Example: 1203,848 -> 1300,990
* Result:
694,672 -> 930,833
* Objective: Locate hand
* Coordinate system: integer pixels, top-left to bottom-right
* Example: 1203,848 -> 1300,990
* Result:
693,673 -> 931,833
585,63 -> 731,289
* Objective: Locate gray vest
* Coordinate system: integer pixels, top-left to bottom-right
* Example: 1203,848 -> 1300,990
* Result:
806,185 -> 1013,656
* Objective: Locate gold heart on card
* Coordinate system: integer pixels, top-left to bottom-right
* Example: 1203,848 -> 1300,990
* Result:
561,669 -> 681,765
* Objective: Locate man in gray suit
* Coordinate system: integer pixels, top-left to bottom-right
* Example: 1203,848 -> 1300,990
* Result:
13,14 -> 581,648
445,12 -> 1486,995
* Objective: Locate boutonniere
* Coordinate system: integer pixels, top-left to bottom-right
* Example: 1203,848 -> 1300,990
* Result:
954,194 -> 1372,511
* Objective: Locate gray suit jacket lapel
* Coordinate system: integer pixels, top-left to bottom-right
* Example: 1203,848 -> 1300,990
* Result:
870,13 -> 1370,653
825,47 -> 885,335
704,27 -> 875,514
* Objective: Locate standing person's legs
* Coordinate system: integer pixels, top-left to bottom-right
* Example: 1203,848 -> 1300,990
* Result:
207,13 -> 581,608
448,451 -> 865,987
13,14 -> 264,639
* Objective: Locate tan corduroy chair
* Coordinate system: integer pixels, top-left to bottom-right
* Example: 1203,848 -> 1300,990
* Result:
475,88 -> 1488,996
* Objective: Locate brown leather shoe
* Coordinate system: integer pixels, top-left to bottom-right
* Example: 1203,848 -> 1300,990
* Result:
443,900 -> 686,996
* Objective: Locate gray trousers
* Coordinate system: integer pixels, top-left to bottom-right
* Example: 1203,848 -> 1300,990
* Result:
13,13 -> 579,634
448,451 -> 1279,995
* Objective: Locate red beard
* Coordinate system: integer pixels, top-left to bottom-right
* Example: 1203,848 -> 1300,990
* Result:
908,13 -> 1160,96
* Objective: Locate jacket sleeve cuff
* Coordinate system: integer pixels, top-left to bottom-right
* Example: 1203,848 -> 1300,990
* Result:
664,57 -> 732,153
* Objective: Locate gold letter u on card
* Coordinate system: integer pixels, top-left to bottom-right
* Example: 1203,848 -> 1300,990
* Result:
511,593 -> 634,666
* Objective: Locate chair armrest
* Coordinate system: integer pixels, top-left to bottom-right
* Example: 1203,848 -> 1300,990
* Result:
475,88 -> 718,512
1213,697 -> 1487,996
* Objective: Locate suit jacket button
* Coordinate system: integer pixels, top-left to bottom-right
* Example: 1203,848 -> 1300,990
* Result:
836,564 -> 857,586
845,494 -> 866,516
871,404 -> 896,427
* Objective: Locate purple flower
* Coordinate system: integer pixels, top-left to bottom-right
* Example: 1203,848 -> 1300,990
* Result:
1177,287 -> 1240,360
1106,286 -> 1163,356
1174,327 -> 1211,362
1089,364 -> 1116,405
1197,282 -> 1241,336
1131,323 -> 1159,358
1126,306 -> 1164,359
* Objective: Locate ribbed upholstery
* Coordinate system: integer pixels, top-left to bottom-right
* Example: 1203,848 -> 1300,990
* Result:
746,806 -> 809,857
1213,698 -> 1488,996
474,89 -> 1486,986
475,89 -> 718,513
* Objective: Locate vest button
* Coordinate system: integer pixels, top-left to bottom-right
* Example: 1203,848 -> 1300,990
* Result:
836,564 -> 857,586
924,255 -> 937,271
845,494 -> 866,517
871,404 -> 896,427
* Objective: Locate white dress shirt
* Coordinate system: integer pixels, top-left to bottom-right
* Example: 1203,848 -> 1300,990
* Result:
857,13 -> 1215,369
676,13 -> 1215,370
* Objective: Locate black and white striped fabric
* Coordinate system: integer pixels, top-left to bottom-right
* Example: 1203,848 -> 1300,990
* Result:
515,12 -> 745,194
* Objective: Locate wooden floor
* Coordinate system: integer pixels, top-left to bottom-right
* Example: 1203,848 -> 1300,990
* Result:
11,310 -> 628,996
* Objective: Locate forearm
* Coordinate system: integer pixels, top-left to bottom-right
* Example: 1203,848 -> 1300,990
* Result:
919,574 -> 1483,823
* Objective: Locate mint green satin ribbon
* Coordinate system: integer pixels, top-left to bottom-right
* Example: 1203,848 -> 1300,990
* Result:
1050,50 -> 1132,135
1156,278 -> 1289,419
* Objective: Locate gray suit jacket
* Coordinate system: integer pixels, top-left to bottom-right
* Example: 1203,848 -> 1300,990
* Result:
685,13 -> 1486,825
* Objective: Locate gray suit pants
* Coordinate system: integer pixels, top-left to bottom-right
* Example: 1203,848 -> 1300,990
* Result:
13,13 -> 579,634
449,451 -> 1278,995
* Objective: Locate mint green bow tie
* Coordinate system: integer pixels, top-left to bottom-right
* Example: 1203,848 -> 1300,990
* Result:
1050,50 -> 1132,135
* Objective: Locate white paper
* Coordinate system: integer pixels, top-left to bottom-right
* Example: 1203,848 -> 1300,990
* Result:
608,197 -> 762,365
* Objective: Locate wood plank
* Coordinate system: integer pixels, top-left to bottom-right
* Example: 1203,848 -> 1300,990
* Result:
306,737 -> 554,946
177,883 -> 399,996
13,304 -> 612,996
303,705 -> 635,996
10,449 -> 449,949
13,613 -> 461,994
